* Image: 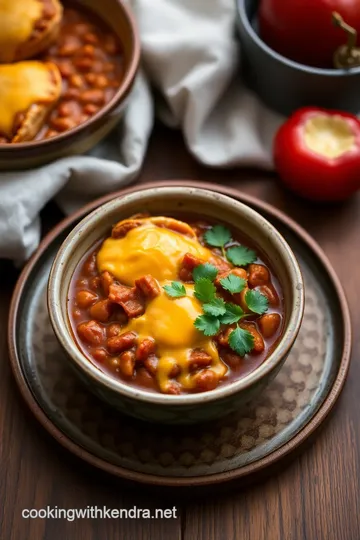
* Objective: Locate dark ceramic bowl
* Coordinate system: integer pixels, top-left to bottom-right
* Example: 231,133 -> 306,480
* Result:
47,186 -> 304,424
236,0 -> 360,115
0,0 -> 140,171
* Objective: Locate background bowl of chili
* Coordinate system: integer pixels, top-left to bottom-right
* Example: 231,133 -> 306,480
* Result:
48,186 -> 304,424
0,0 -> 140,170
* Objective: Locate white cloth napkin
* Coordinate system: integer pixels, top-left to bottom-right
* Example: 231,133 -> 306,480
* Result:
0,0 -> 282,263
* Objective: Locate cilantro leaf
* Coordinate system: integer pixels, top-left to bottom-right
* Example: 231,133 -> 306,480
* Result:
163,281 -> 186,298
220,274 -> 246,294
194,314 -> 220,336
203,297 -> 226,317
228,326 -> 254,356
226,245 -> 257,267
194,278 -> 216,303
220,303 -> 244,324
245,289 -> 269,315
204,225 -> 232,248
193,263 -> 218,282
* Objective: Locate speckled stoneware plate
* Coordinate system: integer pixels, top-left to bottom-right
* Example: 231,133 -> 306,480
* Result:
8,182 -> 351,487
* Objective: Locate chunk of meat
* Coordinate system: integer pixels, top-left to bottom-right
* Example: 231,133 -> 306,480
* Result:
107,323 -> 122,338
118,350 -> 136,377
76,290 -> 98,309
248,264 -> 270,288
188,349 -> 212,372
108,282 -> 135,303
122,295 -> 145,318
209,256 -> 232,274
135,275 -> 161,299
136,338 -> 156,362
89,299 -> 112,322
111,219 -> 143,238
169,363 -> 181,378
258,284 -> 279,307
258,313 -> 281,338
108,283 -> 145,318
92,348 -> 108,363
101,271 -> 114,295
107,331 -> 137,354
193,370 -> 219,392
77,320 -> 104,346
240,322 -> 265,354
136,367 -> 156,389
216,327 -> 233,347
221,351 -> 243,369
143,355 -> 158,376
164,381 -> 181,395
109,357 -> 120,371
215,267 -> 247,288
178,252 -> 204,281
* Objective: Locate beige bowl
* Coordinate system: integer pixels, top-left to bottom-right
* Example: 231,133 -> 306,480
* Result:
0,0 -> 140,170
47,186 -> 304,424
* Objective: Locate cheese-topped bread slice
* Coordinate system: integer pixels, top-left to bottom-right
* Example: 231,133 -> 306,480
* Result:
0,61 -> 62,142
0,0 -> 63,63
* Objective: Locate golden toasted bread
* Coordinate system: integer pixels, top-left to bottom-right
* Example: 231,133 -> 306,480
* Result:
0,0 -> 63,63
0,61 -> 62,142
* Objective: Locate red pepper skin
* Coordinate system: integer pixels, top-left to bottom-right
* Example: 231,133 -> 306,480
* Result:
258,0 -> 360,68
274,107 -> 360,202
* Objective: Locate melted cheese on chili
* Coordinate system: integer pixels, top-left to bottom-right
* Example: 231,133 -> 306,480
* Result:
0,0 -> 43,62
125,285 -> 227,392
0,62 -> 59,138
97,220 -> 214,286
97,217 -> 228,391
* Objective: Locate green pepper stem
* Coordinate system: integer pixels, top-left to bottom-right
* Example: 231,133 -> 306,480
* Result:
332,12 -> 357,54
332,11 -> 360,68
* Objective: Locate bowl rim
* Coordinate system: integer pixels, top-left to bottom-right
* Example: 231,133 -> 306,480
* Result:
236,0 -> 360,77
0,0 -> 140,151
47,186 -> 305,406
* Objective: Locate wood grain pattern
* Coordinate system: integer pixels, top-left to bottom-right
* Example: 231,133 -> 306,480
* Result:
1,125 -> 359,539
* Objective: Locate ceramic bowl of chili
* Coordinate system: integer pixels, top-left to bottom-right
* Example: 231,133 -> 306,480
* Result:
0,0 -> 140,170
236,0 -> 360,115
47,186 -> 304,424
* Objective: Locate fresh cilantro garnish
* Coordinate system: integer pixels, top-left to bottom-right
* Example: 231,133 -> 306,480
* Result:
228,326 -> 255,356
220,274 -> 246,294
193,263 -> 218,282
163,281 -> 186,298
204,225 -> 232,249
245,289 -> 269,315
194,314 -> 220,336
203,297 -> 226,317
226,245 -> 257,267
220,303 -> 244,324
190,226 -> 267,357
194,278 -> 216,303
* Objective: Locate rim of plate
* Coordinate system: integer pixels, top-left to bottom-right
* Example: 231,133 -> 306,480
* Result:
7,181 -> 352,487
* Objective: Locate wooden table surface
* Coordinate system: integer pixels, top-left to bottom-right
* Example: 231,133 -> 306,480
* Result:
1,125 -> 359,540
